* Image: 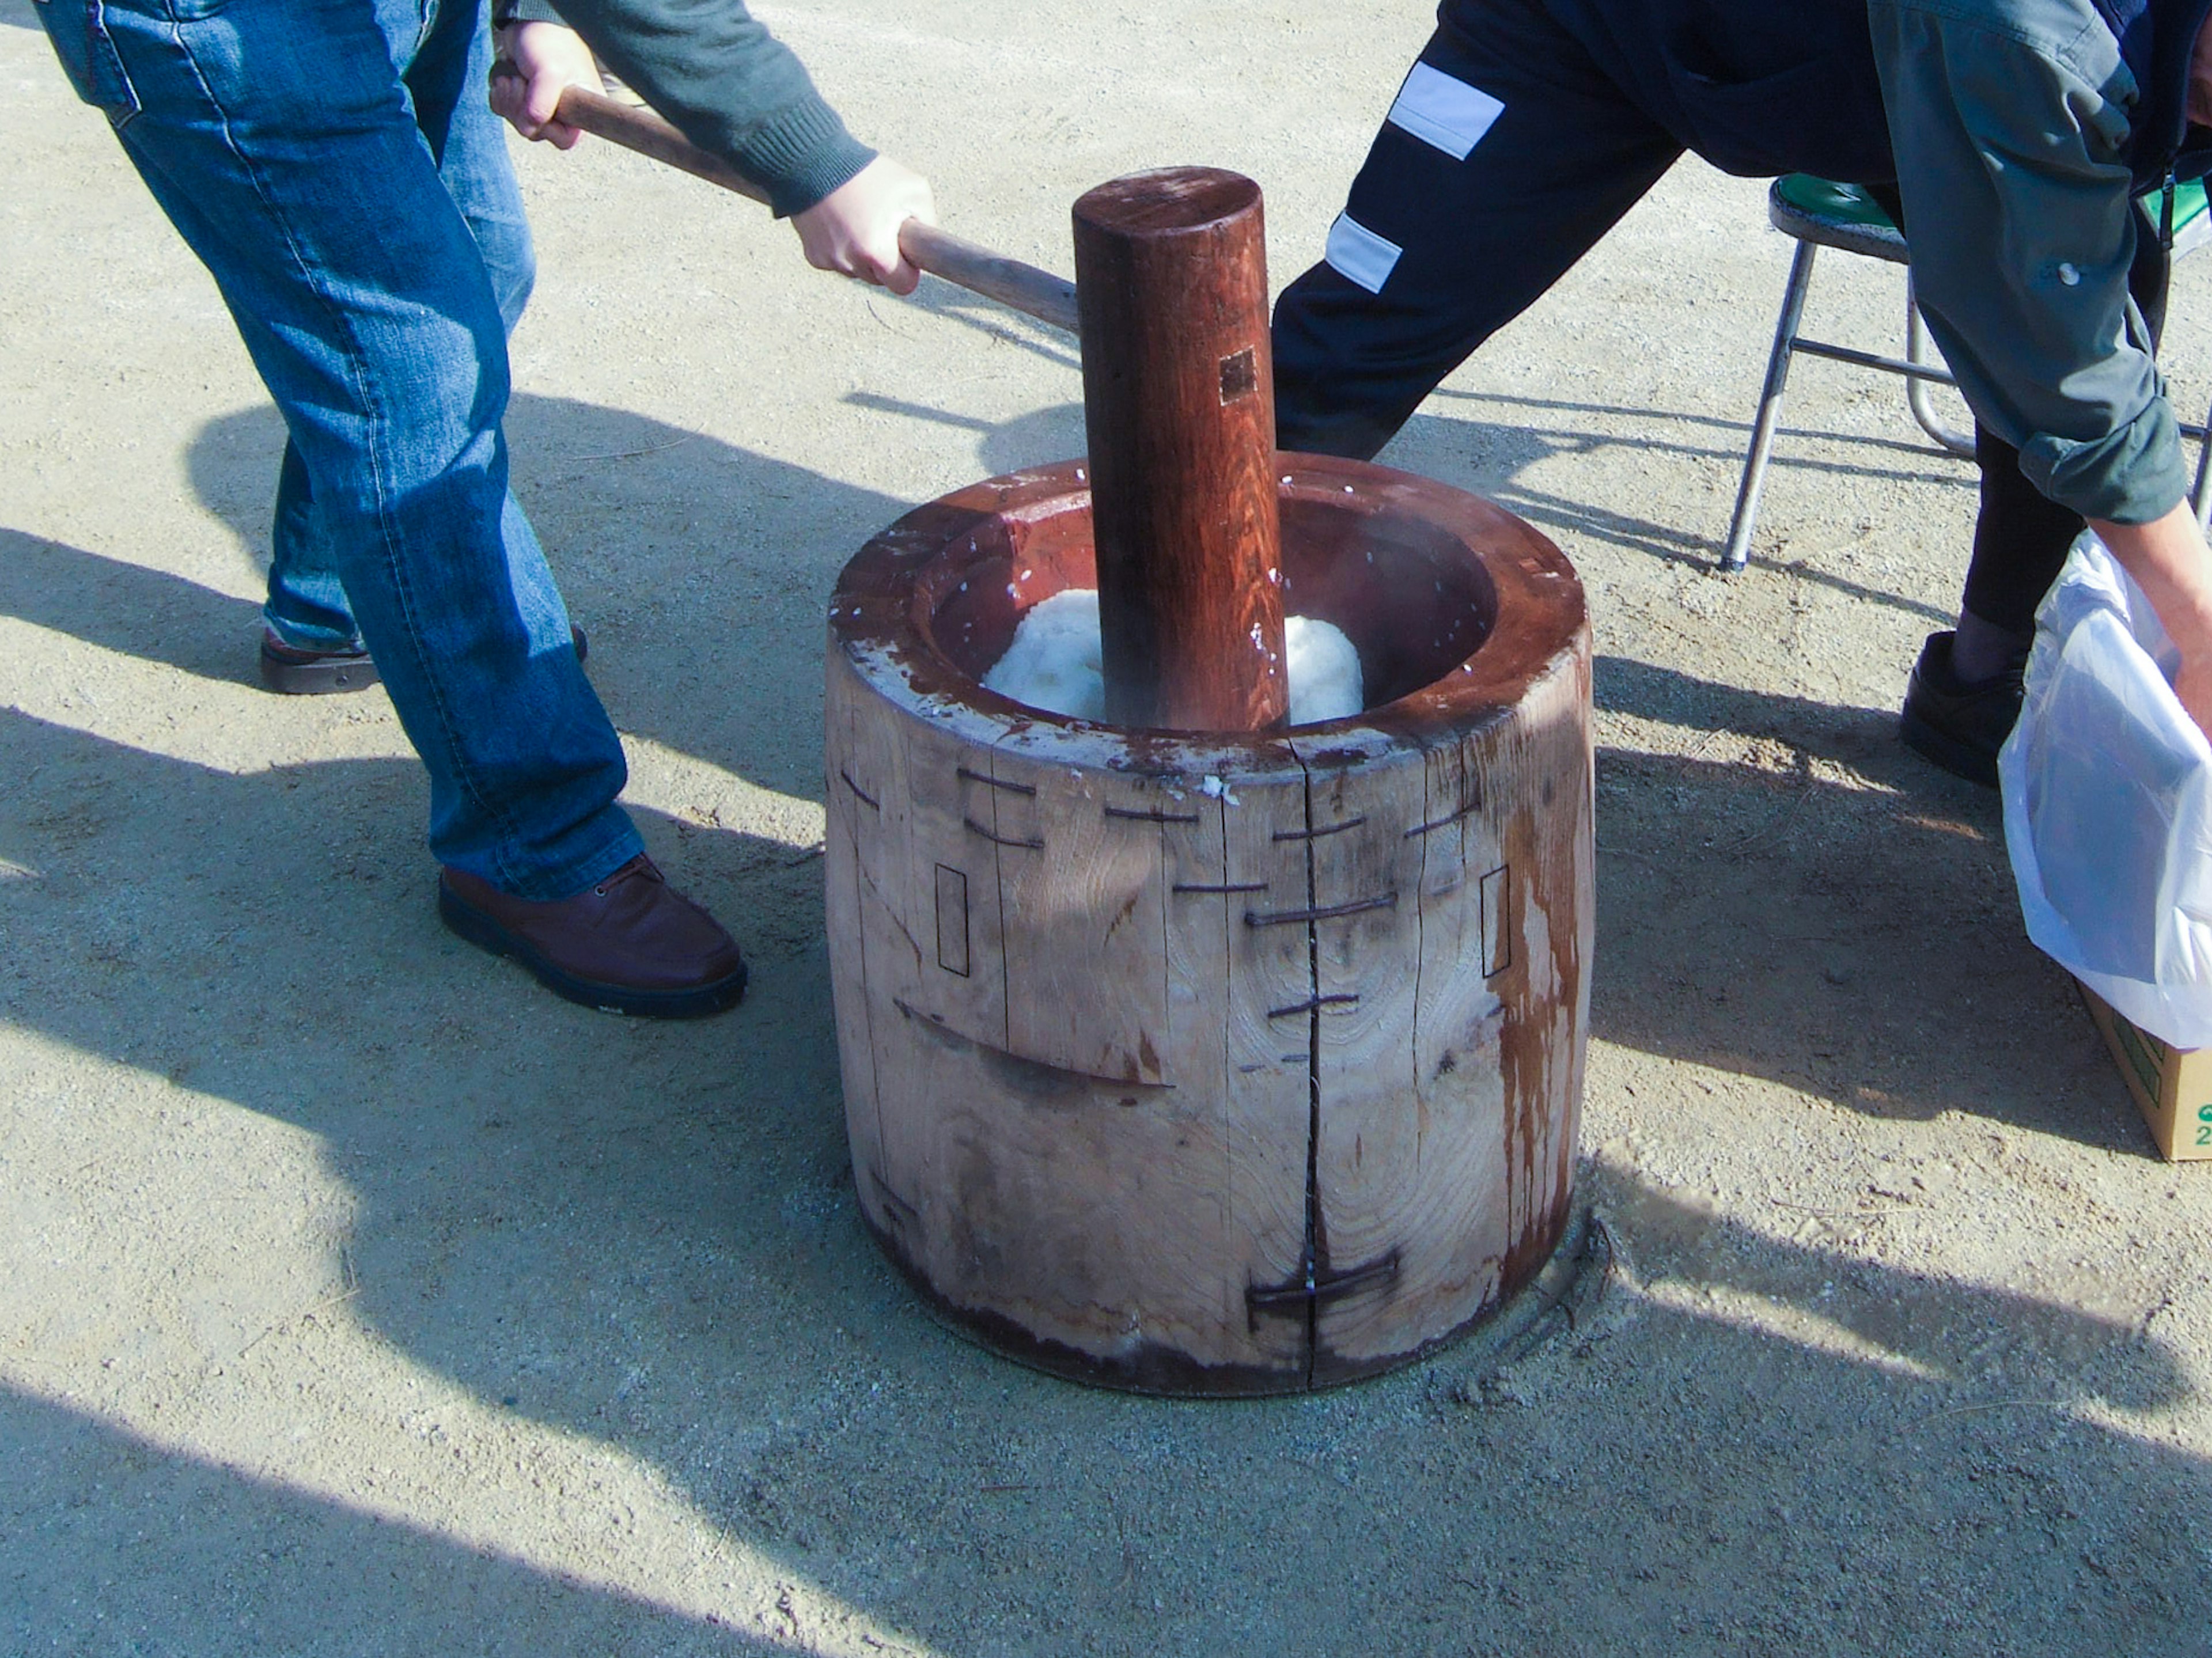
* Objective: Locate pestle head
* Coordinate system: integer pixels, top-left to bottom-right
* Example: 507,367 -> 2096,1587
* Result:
1071,167 -> 1287,733
1072,168 -> 1261,238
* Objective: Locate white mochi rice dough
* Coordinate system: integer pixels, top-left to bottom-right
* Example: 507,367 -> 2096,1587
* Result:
982,589 -> 1363,724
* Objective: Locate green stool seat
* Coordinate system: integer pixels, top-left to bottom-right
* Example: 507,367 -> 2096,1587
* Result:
1769,175 -> 1905,261
1768,172 -> 2210,257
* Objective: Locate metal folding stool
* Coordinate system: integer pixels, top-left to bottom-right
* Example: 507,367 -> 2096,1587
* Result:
1721,173 -> 2212,574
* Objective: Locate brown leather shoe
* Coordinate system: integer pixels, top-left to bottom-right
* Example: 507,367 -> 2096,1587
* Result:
437,855 -> 747,1017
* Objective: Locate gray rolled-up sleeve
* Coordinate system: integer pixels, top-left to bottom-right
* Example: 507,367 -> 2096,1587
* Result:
1869,0 -> 2188,523
522,0 -> 874,217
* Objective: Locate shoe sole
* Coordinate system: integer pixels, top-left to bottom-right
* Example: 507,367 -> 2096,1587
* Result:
260,645 -> 380,696
1898,703 -> 2000,789
437,879 -> 748,1018
259,626 -> 587,697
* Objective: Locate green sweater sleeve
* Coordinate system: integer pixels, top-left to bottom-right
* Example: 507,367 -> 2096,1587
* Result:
502,0 -> 876,217
1868,0 -> 2188,524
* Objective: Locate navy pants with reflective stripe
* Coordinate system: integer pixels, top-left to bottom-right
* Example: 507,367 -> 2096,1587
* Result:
1271,0 -> 2171,636
1273,0 -> 1680,462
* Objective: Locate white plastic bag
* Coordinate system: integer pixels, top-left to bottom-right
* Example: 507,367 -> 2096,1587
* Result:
2000,534 -> 2212,1047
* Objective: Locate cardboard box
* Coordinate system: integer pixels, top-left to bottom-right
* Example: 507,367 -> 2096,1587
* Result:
2080,985 -> 2212,1162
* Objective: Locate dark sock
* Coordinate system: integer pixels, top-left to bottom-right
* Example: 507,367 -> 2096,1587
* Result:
1950,610 -> 2032,685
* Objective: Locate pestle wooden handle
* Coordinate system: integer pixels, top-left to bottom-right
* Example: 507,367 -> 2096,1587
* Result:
543,82 -> 1081,336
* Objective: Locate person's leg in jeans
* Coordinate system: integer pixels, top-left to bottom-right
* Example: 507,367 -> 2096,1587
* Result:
1274,0 -> 1682,460
39,0 -> 744,1010
262,0 -> 543,662
95,0 -> 631,898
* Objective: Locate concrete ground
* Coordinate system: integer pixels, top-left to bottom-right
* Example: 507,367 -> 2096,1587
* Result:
5,2 -> 2210,1653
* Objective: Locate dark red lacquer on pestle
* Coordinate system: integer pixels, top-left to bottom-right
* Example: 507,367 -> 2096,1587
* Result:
1073,168 -> 1288,732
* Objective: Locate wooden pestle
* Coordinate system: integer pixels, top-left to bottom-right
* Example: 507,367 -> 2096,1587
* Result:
544,83 -> 1080,334
540,90 -> 1286,730
1073,169 -> 1287,731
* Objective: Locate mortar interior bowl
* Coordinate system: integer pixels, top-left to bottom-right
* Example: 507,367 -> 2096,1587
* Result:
838,453 -> 1580,735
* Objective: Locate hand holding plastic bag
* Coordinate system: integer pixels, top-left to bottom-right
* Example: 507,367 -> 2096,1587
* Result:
2001,534 -> 2212,1047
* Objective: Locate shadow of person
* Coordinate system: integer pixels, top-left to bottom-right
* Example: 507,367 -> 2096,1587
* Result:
0,526 -> 263,683
0,1387 -> 779,1653
178,395 -> 914,809
1588,651 -> 2145,1148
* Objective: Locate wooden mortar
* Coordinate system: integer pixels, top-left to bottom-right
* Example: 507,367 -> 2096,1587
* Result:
825,454 -> 1592,1394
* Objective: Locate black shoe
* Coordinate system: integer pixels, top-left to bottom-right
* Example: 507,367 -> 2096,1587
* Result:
259,624 -> 588,695
1898,630 -> 2025,788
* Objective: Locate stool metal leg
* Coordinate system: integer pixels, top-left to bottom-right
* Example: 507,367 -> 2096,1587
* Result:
1724,240 -> 1817,572
1903,277 -> 1977,458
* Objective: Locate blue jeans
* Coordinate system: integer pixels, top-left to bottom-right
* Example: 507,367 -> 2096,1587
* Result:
36,0 -> 644,900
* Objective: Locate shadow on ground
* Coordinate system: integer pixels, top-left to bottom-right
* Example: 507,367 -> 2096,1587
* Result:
1414,383 -> 1971,604
1586,654 -> 2149,1150
179,393 -> 916,808
5,396 -> 2202,1654
2,1386 -> 781,1653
